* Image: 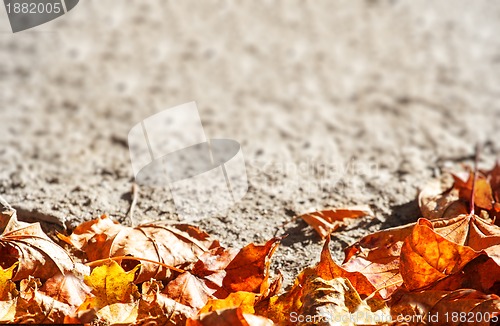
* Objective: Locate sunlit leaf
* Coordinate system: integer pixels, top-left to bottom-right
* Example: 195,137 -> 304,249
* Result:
400,219 -> 479,290
80,260 -> 140,311
62,215 -> 219,283
300,206 -> 373,238
0,263 -> 18,301
187,307 -> 275,326
0,213 -> 75,281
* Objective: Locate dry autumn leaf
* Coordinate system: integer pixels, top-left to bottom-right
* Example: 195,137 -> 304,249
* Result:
342,224 -> 412,299
13,276 -> 74,324
399,218 -> 479,290
198,291 -> 257,315
71,260 -> 141,324
343,212 -> 500,298
0,211 -> 75,281
453,172 -> 494,211
136,279 -> 195,325
0,196 -> 16,232
428,213 -> 500,294
311,237 -> 378,298
489,162 -> 500,205
418,174 -> 468,220
257,237 -> 386,325
219,237 -> 281,296
164,271 -> 216,310
60,215 -> 219,283
299,206 -> 374,238
390,288 -> 500,326
187,307 -> 275,326
80,260 -> 140,311
192,246 -> 239,286
291,277 -> 389,326
427,254 -> 500,295
431,213 -> 500,264
164,238 -> 282,311
420,163 -> 500,224
95,302 -> 139,325
0,300 -> 16,324
0,263 -> 76,324
0,263 -> 18,323
41,272 -> 91,307
0,263 -> 18,301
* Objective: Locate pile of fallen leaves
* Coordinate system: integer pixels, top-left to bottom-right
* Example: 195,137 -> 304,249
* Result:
1,162 -> 500,325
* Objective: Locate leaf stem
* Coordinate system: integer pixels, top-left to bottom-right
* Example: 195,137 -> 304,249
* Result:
127,182 -> 138,227
470,144 -> 481,216
85,256 -> 185,273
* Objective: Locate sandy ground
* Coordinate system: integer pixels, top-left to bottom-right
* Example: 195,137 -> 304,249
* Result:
1,1 -> 500,287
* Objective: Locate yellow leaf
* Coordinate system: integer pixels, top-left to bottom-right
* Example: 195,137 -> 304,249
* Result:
81,260 -> 140,310
0,263 -> 18,300
199,291 -> 257,315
